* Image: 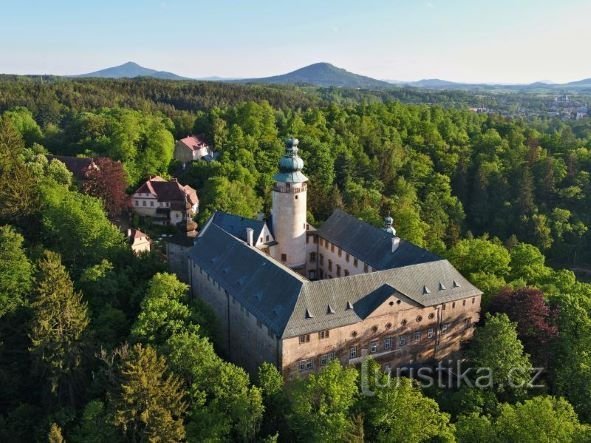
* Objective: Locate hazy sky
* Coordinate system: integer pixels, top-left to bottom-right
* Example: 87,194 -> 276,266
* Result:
1,0 -> 590,83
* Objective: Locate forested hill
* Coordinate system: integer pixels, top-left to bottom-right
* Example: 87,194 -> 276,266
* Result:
3,75 -> 591,440
237,62 -> 394,89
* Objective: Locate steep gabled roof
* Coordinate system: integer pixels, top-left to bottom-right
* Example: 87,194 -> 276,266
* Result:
134,177 -> 198,206
189,223 -> 305,337
210,211 -> 268,243
317,209 -> 439,270
178,135 -> 209,151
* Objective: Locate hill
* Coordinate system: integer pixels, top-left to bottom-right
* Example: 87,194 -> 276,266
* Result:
77,61 -> 188,80
238,62 -> 393,89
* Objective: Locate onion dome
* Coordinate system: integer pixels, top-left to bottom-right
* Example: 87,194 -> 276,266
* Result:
273,138 -> 308,183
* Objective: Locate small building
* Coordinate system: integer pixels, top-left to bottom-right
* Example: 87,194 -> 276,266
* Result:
127,228 -> 151,254
131,176 -> 198,225
174,135 -> 217,167
47,155 -> 99,181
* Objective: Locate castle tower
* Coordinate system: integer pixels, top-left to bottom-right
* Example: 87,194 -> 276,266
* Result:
271,138 -> 308,269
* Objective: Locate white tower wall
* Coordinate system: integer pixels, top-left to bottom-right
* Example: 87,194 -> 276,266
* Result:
271,182 -> 307,269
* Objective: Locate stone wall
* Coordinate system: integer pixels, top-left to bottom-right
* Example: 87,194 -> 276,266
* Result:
281,293 -> 481,379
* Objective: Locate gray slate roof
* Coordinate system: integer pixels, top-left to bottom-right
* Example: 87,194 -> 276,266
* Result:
317,209 -> 440,270
189,223 -> 305,337
210,211 -> 267,243
285,259 -> 480,337
190,220 -> 481,339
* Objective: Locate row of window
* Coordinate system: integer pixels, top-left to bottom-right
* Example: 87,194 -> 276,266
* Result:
299,329 -> 330,343
299,319 -> 472,350
134,199 -> 170,208
299,351 -> 336,372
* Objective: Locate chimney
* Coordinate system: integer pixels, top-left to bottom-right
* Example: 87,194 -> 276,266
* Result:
391,236 -> 400,253
246,227 -> 254,246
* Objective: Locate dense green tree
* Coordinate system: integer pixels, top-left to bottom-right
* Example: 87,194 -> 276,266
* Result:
29,251 -> 89,403
109,344 -> 187,443
131,273 -> 191,345
287,360 -> 358,442
0,225 -> 33,317
0,117 -> 39,224
467,313 -> 532,398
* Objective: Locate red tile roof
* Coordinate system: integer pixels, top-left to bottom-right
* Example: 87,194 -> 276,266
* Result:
133,177 -> 198,207
178,135 -> 209,152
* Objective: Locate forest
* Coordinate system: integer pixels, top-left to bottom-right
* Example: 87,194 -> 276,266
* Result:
2,76 -> 591,441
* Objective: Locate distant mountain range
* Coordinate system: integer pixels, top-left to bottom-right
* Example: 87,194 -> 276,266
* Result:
77,61 -> 189,80
73,61 -> 591,91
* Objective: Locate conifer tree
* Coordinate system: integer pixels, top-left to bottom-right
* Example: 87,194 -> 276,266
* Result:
110,343 -> 187,442
29,250 -> 89,403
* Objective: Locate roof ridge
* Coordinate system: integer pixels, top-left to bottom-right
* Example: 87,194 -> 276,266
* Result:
206,223 -> 307,283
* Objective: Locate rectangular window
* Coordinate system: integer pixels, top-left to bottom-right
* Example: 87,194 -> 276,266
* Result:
441,323 -> 450,334
299,334 -> 310,344
336,265 -> 341,277
134,200 -> 139,206
266,235 -> 270,241
142,200 -> 146,206
414,331 -> 422,342
354,258 -> 358,267
319,254 -> 324,266
463,299 -> 466,306
328,259 -> 333,272
364,264 -> 369,273
331,244 -> 335,253
319,329 -> 330,339
313,236 -> 318,244
428,327 -> 434,339
310,252 -> 317,263
370,341 -> 378,353
299,359 -> 313,371
346,253 -> 350,262
349,346 -> 357,359
452,302 -> 456,309
150,201 -> 154,207
442,303 -> 446,310
281,253 -> 287,262
464,319 -> 471,329
384,336 -> 393,350
306,235 -> 310,244
472,297 -> 475,304
320,352 -> 335,366
399,336 -> 407,347
338,247 -> 342,257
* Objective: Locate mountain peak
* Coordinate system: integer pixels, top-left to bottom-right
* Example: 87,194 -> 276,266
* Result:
77,62 -> 187,80
239,62 -> 392,89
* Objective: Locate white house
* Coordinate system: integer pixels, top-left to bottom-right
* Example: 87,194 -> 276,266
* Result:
130,176 -> 198,225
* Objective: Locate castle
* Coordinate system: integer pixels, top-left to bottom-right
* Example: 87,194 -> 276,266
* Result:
188,139 -> 482,378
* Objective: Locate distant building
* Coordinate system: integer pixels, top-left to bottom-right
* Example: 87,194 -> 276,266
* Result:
47,155 -> 98,181
174,135 -> 217,167
130,176 -> 198,225
187,139 -> 482,378
127,228 -> 151,254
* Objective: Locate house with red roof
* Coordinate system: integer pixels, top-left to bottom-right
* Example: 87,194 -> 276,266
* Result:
127,228 -> 151,254
174,135 -> 217,167
130,176 -> 199,225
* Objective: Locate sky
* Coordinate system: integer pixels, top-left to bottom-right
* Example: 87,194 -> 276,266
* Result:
1,0 -> 590,83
